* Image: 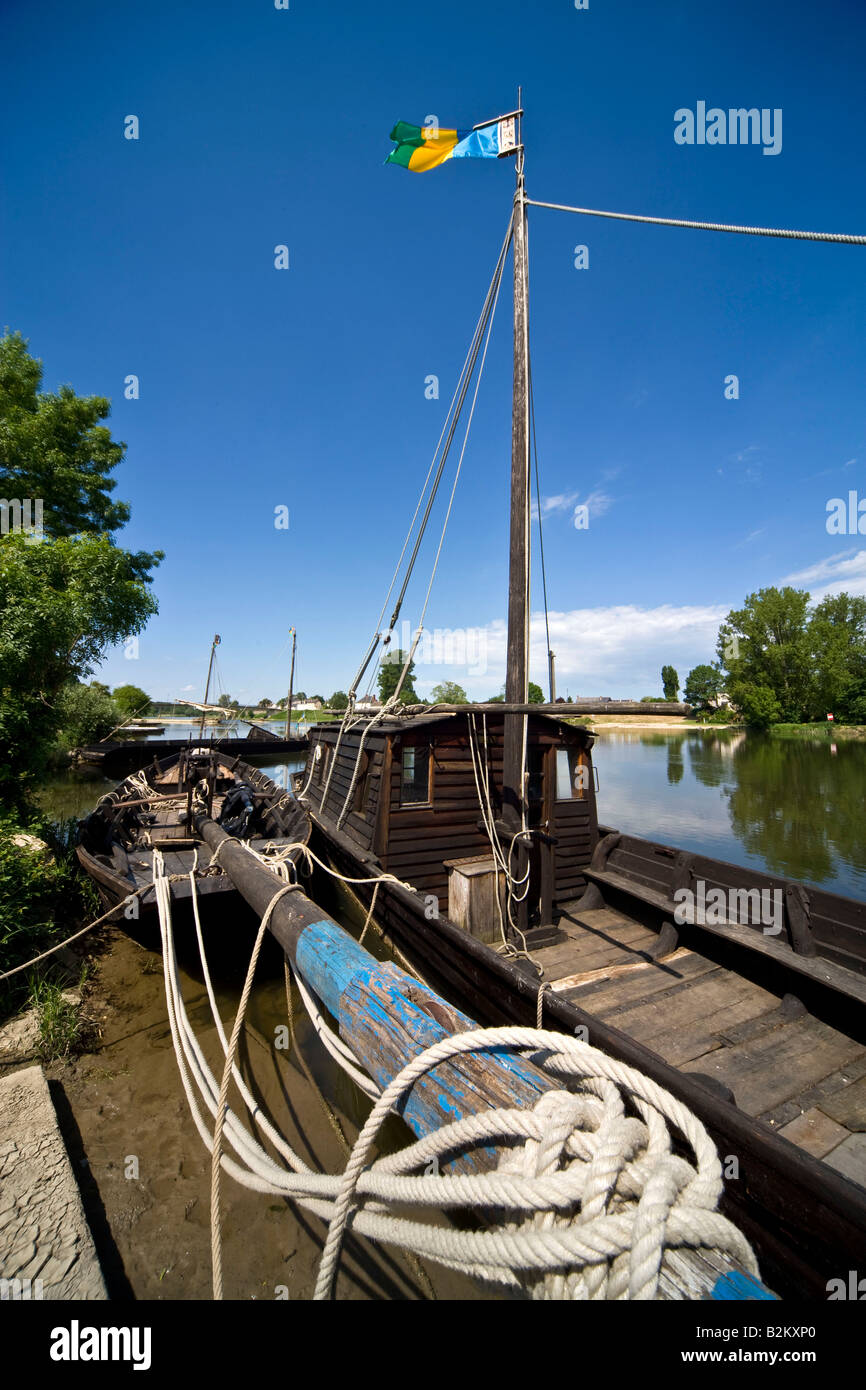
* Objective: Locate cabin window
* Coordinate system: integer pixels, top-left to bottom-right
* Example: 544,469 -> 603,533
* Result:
556,747 -> 588,801
527,746 -> 544,803
401,743 -> 430,805
352,752 -> 370,815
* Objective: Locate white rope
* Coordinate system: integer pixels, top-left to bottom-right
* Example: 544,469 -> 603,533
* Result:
466,712 -> 535,962
313,1025 -> 760,1301
527,197 -> 866,244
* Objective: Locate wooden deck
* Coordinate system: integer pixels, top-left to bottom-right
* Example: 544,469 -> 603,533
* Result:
534,901 -> 866,1186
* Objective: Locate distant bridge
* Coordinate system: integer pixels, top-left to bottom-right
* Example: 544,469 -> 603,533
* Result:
539,701 -> 693,717
395,701 -> 695,718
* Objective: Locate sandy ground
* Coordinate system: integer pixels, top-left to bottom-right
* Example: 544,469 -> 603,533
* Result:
580,716 -> 734,730
3,920 -> 491,1302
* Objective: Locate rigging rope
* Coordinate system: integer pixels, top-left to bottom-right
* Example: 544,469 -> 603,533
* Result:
346,213 -> 515,705
526,197 -> 866,244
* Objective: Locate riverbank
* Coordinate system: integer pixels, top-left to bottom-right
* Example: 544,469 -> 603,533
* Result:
569,714 -> 736,730
769,723 -> 866,740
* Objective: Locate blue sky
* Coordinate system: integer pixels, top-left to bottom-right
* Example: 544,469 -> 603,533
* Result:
2,0 -> 865,703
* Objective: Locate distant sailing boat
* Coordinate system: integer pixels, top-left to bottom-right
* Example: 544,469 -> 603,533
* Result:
293,100 -> 866,1297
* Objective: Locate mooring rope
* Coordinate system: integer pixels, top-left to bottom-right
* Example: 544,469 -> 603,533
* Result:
0,885 -> 150,983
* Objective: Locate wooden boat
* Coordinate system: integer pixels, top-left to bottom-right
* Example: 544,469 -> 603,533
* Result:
78,748 -> 310,918
73,729 -> 308,777
291,108 -> 866,1297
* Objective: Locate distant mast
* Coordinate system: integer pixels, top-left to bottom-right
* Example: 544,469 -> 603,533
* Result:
284,627 -> 296,738
502,91 -> 530,931
199,634 -> 220,740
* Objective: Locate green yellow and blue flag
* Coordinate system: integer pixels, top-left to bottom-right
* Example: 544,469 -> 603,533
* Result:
386,118 -> 516,172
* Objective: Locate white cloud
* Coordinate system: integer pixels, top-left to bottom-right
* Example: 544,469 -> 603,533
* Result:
532,488 -> 614,523
780,549 -> 866,600
181,684 -> 196,692
534,490 -> 580,518
449,603 -> 727,696
734,528 -> 765,549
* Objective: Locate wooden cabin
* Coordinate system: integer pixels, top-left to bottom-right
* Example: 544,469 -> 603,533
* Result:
298,708 -> 599,933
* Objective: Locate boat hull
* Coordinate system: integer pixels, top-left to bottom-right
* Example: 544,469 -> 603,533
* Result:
304,810 -> 866,1301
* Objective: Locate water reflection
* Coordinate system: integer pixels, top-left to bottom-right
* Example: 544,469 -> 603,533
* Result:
594,729 -> 866,901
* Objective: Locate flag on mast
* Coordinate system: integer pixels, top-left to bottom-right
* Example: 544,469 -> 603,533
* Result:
386,116 -> 517,172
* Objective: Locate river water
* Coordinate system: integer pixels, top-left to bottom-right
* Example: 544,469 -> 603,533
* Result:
591,726 -> 866,901
38,721 -> 866,901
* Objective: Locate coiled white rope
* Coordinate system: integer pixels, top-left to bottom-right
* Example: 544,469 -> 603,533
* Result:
153,852 -> 759,1301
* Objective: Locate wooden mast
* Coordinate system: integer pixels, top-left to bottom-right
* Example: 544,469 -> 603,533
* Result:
284,627 -> 296,738
198,634 -> 220,741
502,92 -> 531,932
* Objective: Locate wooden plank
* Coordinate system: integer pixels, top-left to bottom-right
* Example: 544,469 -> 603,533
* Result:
588,866 -> 866,1005
757,1053 -> 866,1130
818,1075 -> 866,1132
823,1133 -> 866,1189
554,948 -> 694,996
611,973 -> 778,1061
682,1018 -> 866,1117
537,934 -> 661,982
560,912 -> 660,950
777,1108 -> 851,1159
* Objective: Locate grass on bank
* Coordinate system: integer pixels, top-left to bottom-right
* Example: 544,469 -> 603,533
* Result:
0,812 -> 100,1025
769,723 -> 866,740
28,970 -> 91,1061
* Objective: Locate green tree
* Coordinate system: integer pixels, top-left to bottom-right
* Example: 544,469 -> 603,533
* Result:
528,682 -> 544,704
258,697 -> 273,709
429,680 -> 468,704
661,665 -> 679,701
377,652 -> 418,704
0,330 -> 137,538
807,593 -> 866,722
0,532 -> 158,791
217,694 -> 233,708
330,691 -> 349,711
55,682 -> 119,748
727,681 -> 781,730
113,683 -> 150,717
0,332 -> 162,794
684,663 -> 726,711
718,587 -> 811,725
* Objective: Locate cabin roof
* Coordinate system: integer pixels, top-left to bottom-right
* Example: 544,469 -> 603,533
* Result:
313,705 -> 591,738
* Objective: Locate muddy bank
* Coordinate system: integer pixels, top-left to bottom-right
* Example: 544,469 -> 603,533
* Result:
13,920 -> 489,1302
